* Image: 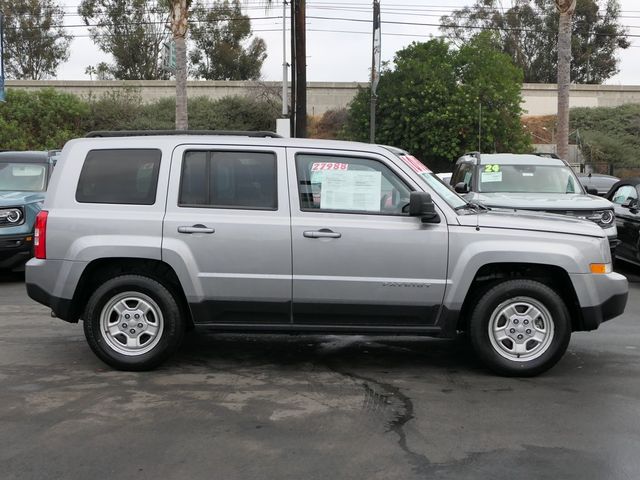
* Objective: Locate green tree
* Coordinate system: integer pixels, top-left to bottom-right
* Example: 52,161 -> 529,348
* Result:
78,0 -> 170,80
0,0 -> 71,80
440,0 -> 629,84
189,0 -> 267,80
0,89 -> 88,149
345,33 -> 530,172
571,104 -> 640,167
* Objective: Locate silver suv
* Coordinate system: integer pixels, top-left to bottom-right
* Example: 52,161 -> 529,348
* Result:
450,153 -> 618,247
25,132 -> 628,376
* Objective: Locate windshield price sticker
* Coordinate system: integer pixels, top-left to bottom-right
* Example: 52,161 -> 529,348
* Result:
481,171 -> 503,183
484,164 -> 500,173
311,162 -> 349,172
400,155 -> 431,174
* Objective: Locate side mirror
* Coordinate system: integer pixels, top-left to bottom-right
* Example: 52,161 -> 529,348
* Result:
409,192 -> 440,223
454,182 -> 469,194
622,198 -> 638,210
586,187 -> 599,196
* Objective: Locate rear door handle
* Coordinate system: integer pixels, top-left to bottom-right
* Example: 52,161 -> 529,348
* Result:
303,229 -> 341,239
178,224 -> 215,234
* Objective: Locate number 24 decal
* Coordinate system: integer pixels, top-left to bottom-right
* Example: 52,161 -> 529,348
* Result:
484,164 -> 500,173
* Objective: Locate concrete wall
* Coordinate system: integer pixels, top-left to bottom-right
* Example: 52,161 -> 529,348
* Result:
5,80 -> 362,116
6,80 -> 640,116
521,83 -> 640,116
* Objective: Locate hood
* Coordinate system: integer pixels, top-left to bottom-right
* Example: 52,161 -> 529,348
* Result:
0,191 -> 45,207
470,192 -> 613,211
457,209 -> 605,238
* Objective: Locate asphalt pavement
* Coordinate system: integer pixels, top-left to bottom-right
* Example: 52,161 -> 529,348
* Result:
1,267 -> 639,480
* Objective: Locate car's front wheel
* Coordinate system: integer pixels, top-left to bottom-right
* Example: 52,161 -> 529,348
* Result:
83,275 -> 185,371
469,279 -> 571,376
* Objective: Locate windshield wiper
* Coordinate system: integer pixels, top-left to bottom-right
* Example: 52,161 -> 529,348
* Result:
455,201 -> 490,212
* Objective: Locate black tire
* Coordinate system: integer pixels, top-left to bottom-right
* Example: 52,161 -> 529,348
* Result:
83,275 -> 185,371
468,279 -> 571,377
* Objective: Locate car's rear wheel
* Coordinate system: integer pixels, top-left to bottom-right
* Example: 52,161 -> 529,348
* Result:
469,279 -> 571,376
83,275 -> 185,371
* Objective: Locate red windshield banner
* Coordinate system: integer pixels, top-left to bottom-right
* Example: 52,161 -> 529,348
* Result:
400,155 -> 431,174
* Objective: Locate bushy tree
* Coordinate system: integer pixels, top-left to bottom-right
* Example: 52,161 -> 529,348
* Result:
0,0 -> 71,80
440,0 -> 629,84
189,0 -> 267,80
78,0 -> 171,80
571,104 -> 640,167
345,33 -> 530,172
0,89 -> 88,149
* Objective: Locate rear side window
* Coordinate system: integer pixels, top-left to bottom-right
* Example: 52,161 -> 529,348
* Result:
76,149 -> 161,205
179,151 -> 277,210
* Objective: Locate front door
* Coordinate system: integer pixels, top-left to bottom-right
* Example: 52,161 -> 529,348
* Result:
288,149 -> 448,326
163,145 -> 292,324
610,184 -> 640,263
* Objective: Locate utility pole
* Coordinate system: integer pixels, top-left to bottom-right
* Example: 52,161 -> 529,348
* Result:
282,0 -> 288,117
294,0 -> 306,138
290,0 -> 296,137
370,0 -> 381,143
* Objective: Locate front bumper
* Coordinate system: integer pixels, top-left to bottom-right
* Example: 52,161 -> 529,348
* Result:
0,234 -> 34,270
570,272 -> 629,331
580,291 -> 628,331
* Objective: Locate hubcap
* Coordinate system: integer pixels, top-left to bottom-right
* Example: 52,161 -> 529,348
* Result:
488,297 -> 555,362
99,292 -> 164,356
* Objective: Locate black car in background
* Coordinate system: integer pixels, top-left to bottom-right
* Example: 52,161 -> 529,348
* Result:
607,178 -> 640,266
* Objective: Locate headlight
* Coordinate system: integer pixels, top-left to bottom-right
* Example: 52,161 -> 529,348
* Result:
0,208 -> 24,225
581,209 -> 615,227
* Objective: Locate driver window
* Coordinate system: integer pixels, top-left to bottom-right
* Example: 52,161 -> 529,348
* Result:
612,185 -> 638,205
296,154 -> 412,215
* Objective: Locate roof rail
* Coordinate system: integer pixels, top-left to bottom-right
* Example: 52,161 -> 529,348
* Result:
85,130 -> 282,138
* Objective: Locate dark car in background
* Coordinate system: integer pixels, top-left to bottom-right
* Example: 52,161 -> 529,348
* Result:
607,178 -> 640,266
578,173 -> 620,197
0,151 -> 57,271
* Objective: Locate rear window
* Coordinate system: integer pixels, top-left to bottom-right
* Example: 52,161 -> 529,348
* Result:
76,149 -> 161,205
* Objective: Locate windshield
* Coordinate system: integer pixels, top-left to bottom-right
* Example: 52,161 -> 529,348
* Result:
390,151 -> 467,209
0,163 -> 48,192
478,164 -> 583,194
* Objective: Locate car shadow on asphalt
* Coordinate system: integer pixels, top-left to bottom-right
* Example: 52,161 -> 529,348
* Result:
169,331 -> 489,377
0,271 -> 25,284
615,262 -> 640,283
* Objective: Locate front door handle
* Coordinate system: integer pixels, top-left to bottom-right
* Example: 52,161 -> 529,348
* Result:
178,224 -> 215,234
303,229 -> 341,239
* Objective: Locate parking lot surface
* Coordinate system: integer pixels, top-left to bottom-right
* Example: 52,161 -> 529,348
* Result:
1,268 -> 640,480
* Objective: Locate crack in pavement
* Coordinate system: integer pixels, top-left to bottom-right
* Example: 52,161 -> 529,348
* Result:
325,363 -> 432,475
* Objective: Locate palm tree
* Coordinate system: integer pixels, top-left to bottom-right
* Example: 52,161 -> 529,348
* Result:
555,0 -> 576,160
169,0 -> 189,130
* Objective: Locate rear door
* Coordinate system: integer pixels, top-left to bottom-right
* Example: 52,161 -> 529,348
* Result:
163,144 -> 292,324
287,148 -> 448,327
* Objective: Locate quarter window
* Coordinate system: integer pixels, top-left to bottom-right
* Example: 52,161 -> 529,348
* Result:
296,154 -> 411,215
452,163 -> 473,188
76,149 -> 161,205
179,151 -> 277,210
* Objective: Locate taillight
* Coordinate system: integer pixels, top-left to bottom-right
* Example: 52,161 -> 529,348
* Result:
34,210 -> 48,259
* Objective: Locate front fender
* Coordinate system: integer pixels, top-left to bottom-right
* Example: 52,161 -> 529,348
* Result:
444,226 -> 607,311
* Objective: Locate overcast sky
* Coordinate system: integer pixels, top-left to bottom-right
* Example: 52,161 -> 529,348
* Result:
58,0 -> 639,84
